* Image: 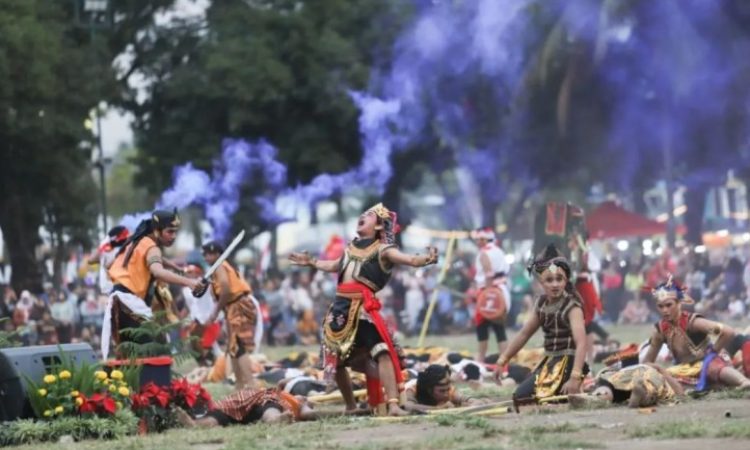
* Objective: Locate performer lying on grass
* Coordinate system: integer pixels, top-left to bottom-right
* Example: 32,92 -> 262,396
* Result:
643,276 -> 750,391
176,387 -> 319,426
289,203 -> 438,416
493,245 -> 588,399
569,363 -> 684,408
404,364 -> 483,412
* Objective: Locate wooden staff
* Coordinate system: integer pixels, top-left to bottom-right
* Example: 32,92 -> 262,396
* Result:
308,389 -> 368,404
424,400 -> 513,415
512,394 -> 569,412
417,233 -> 458,349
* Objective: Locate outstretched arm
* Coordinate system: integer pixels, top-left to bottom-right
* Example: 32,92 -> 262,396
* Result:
382,246 -> 438,268
147,247 -> 202,290
289,252 -> 341,273
161,257 -> 185,275
494,312 -> 541,378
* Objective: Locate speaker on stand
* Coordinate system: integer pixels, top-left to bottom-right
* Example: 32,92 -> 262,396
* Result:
0,343 -> 97,421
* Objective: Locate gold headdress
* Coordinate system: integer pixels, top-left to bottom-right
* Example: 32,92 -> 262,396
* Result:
366,202 -> 392,220
543,261 -> 567,279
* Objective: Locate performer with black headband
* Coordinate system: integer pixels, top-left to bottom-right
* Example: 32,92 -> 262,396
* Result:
202,241 -> 263,390
493,244 -> 588,399
101,209 -> 205,360
289,203 -> 438,416
404,364 -> 476,412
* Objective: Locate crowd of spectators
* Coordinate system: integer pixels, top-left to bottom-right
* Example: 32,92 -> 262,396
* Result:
2,242 -> 750,354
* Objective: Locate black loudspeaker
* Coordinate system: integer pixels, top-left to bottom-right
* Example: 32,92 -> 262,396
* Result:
0,343 -> 97,421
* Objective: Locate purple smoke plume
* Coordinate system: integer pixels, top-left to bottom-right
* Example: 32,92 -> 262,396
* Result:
125,0 -> 750,237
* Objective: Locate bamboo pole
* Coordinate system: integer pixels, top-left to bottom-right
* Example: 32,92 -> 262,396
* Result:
417,234 -> 458,349
308,389 -> 368,404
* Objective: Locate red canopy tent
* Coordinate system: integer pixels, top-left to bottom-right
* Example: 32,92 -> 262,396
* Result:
586,201 -> 672,239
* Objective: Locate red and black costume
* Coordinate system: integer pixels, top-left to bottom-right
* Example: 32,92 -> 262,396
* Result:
322,205 -> 405,411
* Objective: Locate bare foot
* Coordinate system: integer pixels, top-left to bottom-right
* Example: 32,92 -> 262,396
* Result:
174,407 -> 196,428
387,404 -> 409,417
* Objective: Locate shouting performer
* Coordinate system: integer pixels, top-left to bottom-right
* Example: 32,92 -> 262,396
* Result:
472,228 -> 511,364
102,210 -> 204,360
494,245 -> 588,399
643,277 -> 750,391
289,203 -> 438,416
202,241 -> 263,390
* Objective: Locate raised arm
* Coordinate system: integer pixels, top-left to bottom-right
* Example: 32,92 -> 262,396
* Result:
289,252 -> 341,273
494,311 -> 541,379
690,317 -> 736,354
381,246 -> 438,268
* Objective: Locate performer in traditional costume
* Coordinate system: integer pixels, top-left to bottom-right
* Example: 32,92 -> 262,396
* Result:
176,388 -> 318,426
404,364 -> 480,412
202,241 -> 263,389
471,228 -> 511,363
493,245 -> 588,399
643,277 -> 750,390
102,210 -> 204,360
289,203 -> 438,416
569,363 -> 683,408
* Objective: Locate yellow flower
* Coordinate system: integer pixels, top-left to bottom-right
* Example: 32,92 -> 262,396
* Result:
37,388 -> 47,397
75,397 -> 84,406
70,390 -> 79,397
59,370 -> 72,380
43,374 -> 57,384
109,384 -> 117,393
116,401 -> 123,409
54,406 -> 64,414
110,370 -> 124,380
43,410 -> 53,417
118,386 -> 130,396
103,379 -> 111,386
94,371 -> 107,381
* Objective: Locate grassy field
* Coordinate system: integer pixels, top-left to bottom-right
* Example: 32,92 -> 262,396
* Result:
7,324 -> 750,450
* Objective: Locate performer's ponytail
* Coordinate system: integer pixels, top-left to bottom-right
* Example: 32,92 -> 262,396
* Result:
117,219 -> 154,268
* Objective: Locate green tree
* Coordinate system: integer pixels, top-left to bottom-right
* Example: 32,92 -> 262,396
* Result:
122,0 -> 409,233
0,0 -> 176,292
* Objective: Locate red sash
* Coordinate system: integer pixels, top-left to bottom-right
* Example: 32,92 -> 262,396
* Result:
336,282 -> 404,387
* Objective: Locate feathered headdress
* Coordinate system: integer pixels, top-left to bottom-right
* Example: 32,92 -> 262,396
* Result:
648,274 -> 693,304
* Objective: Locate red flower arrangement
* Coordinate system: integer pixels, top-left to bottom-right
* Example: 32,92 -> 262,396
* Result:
78,393 -> 117,416
130,379 -> 212,433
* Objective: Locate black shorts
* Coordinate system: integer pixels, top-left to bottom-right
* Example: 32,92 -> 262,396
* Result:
354,320 -> 387,356
476,320 -> 507,342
